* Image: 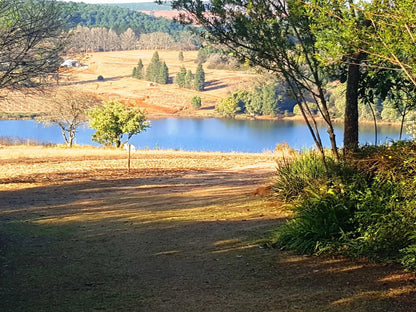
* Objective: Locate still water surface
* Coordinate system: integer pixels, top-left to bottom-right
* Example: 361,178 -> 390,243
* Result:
0,118 -> 409,153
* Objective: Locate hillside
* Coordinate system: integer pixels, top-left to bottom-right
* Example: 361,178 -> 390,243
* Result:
58,1 -> 187,36
0,50 -> 258,119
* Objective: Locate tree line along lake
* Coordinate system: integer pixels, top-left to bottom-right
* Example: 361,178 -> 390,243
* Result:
0,118 -> 409,153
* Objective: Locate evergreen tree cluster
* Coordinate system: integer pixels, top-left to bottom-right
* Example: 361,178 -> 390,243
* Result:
175,64 -> 205,91
146,52 -> 169,84
134,52 -> 169,84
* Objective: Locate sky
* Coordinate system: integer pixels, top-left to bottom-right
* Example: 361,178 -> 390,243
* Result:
58,0 -> 154,3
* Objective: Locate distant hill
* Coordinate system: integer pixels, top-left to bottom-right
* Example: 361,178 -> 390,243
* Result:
137,10 -> 181,21
59,1 -> 187,36
104,2 -> 172,11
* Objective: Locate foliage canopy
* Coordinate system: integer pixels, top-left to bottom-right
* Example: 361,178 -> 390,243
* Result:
88,100 -> 150,148
0,0 -> 66,90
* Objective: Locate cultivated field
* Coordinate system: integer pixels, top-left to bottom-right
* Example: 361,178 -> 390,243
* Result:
0,50 -> 258,119
1,146 -> 415,311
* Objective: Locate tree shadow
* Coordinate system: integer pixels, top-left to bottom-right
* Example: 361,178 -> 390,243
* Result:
1,169 -> 415,312
204,79 -> 227,91
62,75 -> 131,86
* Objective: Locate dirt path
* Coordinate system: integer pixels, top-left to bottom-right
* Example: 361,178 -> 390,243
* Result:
1,147 -> 415,311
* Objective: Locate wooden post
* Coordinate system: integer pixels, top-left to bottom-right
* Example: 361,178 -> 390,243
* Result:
128,143 -> 131,173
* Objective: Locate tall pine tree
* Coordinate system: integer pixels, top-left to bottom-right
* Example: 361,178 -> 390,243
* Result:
194,63 -> 205,91
146,51 -> 161,82
184,69 -> 193,88
176,66 -> 187,87
136,59 -> 144,79
157,61 -> 169,84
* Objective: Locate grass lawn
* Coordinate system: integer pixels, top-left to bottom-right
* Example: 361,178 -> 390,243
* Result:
1,146 -> 415,311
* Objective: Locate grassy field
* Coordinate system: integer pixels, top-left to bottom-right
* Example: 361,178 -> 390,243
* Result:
0,50 -> 258,119
1,146 -> 415,311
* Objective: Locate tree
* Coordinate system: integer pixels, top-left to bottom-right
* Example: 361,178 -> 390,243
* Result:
88,100 -> 150,148
0,0 -> 66,91
307,0 -> 370,151
136,59 -> 144,79
157,61 -> 169,84
120,28 -> 138,50
168,0 -> 339,160
176,66 -> 187,87
363,0 -> 416,87
309,0 -> 416,150
184,69 -> 193,89
146,51 -> 161,82
215,97 -> 240,118
145,52 -> 169,84
132,59 -> 144,79
178,51 -> 184,61
260,84 -> 279,116
37,89 -> 100,147
193,63 -> 205,91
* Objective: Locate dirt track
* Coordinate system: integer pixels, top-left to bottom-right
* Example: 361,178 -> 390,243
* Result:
1,147 -> 415,311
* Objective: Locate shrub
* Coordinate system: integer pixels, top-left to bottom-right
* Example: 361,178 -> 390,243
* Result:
97,75 -> 104,81
401,245 -> 416,271
273,151 -> 355,202
273,141 -> 416,271
191,96 -> 202,109
277,193 -> 355,254
215,97 -> 241,118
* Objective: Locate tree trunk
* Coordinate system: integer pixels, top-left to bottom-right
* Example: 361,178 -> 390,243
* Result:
344,52 -> 361,152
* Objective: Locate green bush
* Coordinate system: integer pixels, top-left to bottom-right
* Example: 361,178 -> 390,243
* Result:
273,141 -> 416,271
401,245 -> 416,271
215,97 -> 240,118
277,192 -> 356,254
191,96 -> 202,109
273,151 -> 357,202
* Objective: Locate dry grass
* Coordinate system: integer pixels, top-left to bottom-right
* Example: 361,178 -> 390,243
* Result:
1,146 -> 415,311
0,50 -> 258,119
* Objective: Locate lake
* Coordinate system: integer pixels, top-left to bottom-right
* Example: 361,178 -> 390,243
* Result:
0,118 -> 410,153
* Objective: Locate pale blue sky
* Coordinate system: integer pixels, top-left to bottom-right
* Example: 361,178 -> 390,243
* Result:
58,0 -> 154,3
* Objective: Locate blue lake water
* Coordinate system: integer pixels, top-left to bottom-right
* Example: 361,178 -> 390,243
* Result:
0,118 -> 410,153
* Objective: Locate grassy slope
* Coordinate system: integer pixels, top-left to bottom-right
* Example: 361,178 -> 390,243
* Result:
0,50 -> 257,119
0,146 -> 415,311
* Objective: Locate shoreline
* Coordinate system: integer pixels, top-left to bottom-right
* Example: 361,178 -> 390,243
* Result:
0,109 -> 404,128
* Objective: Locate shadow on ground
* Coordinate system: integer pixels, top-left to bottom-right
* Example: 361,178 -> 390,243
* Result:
1,167 -> 415,312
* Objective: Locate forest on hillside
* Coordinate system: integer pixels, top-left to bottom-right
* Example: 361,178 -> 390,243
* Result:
58,1 -> 199,52
59,2 -> 184,36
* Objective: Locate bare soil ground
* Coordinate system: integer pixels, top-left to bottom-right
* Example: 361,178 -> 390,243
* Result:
0,50 -> 257,119
0,146 -> 415,311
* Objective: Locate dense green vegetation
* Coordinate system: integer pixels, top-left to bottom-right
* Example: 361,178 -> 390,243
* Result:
58,1 -> 186,36
191,96 -> 202,109
175,64 -> 205,91
88,100 -> 150,148
144,51 -> 169,84
215,78 -> 296,118
169,0 -> 416,271
273,142 -> 416,271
